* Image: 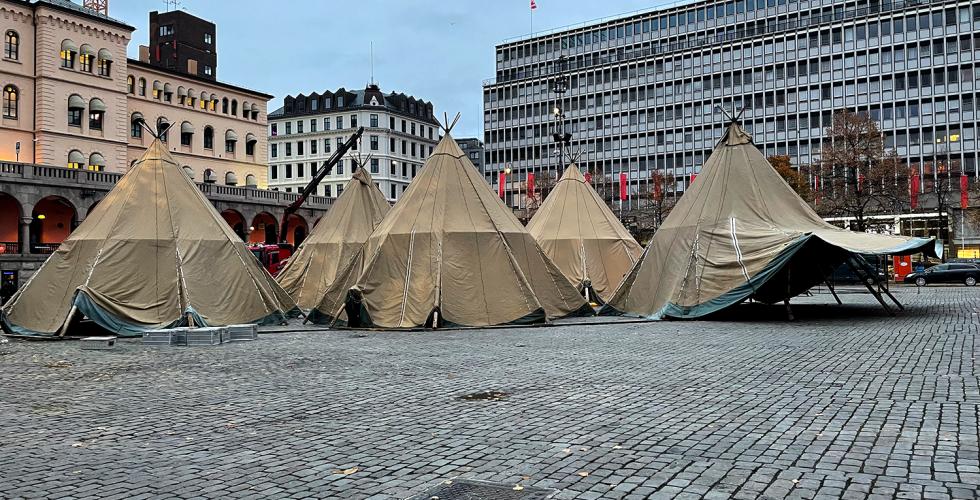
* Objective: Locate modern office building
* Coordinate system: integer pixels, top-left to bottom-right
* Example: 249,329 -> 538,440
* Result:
267,84 -> 439,202
483,0 -> 980,209
456,137 -> 486,173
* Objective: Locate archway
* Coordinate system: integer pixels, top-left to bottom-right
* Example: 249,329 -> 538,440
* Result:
284,214 -> 308,247
30,195 -> 76,253
249,212 -> 277,244
220,209 -> 247,241
0,193 -> 21,254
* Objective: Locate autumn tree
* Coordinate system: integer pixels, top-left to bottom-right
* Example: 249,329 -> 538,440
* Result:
642,171 -> 677,231
767,155 -> 812,202
813,110 -> 908,232
524,170 -> 558,219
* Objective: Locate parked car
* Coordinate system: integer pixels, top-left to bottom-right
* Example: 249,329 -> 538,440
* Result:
903,263 -> 980,287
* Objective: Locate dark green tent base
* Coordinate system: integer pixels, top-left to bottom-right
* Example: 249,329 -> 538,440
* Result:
2,291 -> 291,338
600,233 -> 925,321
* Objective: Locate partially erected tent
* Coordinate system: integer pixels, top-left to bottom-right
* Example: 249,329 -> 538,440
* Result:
277,167 -> 389,318
601,121 -> 938,320
326,130 -> 592,328
1,140 -> 296,336
527,163 -> 643,303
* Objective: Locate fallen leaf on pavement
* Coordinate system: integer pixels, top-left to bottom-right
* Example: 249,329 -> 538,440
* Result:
513,484 -> 524,491
333,467 -> 358,475
577,471 -> 589,477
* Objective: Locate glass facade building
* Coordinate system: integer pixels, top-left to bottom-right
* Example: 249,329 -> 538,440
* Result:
483,0 -> 980,209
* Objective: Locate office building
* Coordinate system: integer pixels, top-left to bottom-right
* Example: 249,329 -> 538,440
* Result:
483,0 -> 980,209
456,137 -> 486,174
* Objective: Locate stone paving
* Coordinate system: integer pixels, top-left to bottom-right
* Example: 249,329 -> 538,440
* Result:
0,285 -> 978,499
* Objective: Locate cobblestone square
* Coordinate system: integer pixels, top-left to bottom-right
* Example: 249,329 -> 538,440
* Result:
1,286 -> 978,499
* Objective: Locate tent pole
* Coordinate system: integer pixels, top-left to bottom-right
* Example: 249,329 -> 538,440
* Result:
784,267 -> 794,321
845,257 -> 893,316
855,256 -> 904,310
58,305 -> 77,338
818,266 -> 843,305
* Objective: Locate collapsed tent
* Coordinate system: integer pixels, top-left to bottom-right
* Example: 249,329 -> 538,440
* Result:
601,121 -> 938,320
277,167 -> 390,317
527,163 -> 643,303
1,140 -> 296,336
327,131 -> 592,328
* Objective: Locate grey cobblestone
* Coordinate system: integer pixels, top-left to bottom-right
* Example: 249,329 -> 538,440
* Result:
0,286 -> 977,499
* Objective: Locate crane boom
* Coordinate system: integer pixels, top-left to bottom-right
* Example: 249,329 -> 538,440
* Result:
279,126 -> 364,244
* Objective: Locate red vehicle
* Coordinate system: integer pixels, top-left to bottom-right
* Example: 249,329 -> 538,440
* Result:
249,243 -> 292,276
249,127 -> 364,276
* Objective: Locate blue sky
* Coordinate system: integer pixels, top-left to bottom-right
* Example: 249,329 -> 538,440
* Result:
112,0 -> 664,138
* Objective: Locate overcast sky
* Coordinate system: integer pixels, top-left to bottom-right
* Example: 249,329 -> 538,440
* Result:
112,0 -> 665,138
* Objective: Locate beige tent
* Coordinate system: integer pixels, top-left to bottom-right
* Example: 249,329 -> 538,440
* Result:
332,132 -> 592,328
277,167 -> 389,319
527,163 -> 643,303
1,140 -> 296,336
601,122 -> 938,319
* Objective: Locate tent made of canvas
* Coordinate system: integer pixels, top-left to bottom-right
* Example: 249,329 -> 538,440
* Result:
278,167 -> 390,319
1,140 -> 296,336
527,163 -> 643,303
601,122 -> 938,320
334,132 -> 592,328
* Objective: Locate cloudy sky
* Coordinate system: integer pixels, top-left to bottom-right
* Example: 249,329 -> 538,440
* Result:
112,0 -> 660,138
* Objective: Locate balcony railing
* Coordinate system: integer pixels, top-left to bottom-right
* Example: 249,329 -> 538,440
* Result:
0,242 -> 20,254
0,161 -> 332,210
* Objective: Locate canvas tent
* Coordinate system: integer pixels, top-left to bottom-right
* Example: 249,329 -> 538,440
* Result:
277,167 -> 390,317
326,130 -> 592,328
601,121 -> 938,320
1,140 -> 296,336
527,163 -> 643,303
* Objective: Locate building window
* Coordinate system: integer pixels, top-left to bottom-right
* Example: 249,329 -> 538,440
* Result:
389,116 -> 395,129
2,85 -> 17,119
336,160 -> 344,175
270,165 -> 278,180
390,184 -> 396,199
351,114 -> 357,127
180,123 -> 193,146
203,126 -> 214,149
204,33 -> 213,44
138,78 -> 146,96
271,144 -> 278,158
67,95 -> 84,127
336,138 -> 343,150
370,158 -> 379,174
156,117 -> 169,143
285,164 -> 292,178
323,185 -> 331,197
231,99 -> 238,115
67,150 -> 84,169
310,119 -> 317,132
297,120 -> 303,134
370,135 -> 379,150
89,110 -> 103,131
131,113 -> 143,138
324,117 -> 330,130
3,30 -> 17,60
246,138 -> 256,156
61,49 -> 75,68
285,142 -> 292,156
127,75 -> 135,94
311,99 -> 318,111
336,116 -> 343,129
370,113 -> 378,127
79,51 -> 93,72
310,139 -> 317,155
298,163 -> 305,178
222,97 -> 228,114
225,130 -> 237,153
285,121 -> 292,134
389,137 -> 395,152
271,123 -> 278,136
297,141 -> 304,156
159,25 -> 174,36
323,138 -> 331,153
97,55 -> 111,77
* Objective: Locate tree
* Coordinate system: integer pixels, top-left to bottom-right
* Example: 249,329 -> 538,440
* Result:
524,170 -> 558,220
642,171 -> 677,231
813,110 -> 908,232
767,155 -> 812,202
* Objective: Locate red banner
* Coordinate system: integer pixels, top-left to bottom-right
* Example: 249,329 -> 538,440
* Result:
619,173 -> 627,201
498,172 -> 505,199
962,174 -> 969,209
584,171 -> 592,184
690,173 -> 697,184
527,172 -> 535,199
910,172 -> 919,210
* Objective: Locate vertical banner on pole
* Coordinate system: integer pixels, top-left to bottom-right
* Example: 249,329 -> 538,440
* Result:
961,174 -> 969,209
498,172 -> 505,199
910,171 -> 919,210
619,173 -> 627,201
527,172 -> 535,200
584,171 -> 592,184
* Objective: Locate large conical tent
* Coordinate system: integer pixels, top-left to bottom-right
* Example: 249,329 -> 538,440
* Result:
1,140 -> 296,336
601,121 -> 938,320
527,163 -> 643,303
333,130 -> 592,328
277,167 -> 389,316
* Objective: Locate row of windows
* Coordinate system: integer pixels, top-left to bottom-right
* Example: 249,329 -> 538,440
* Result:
269,158 -> 422,181
66,94 -> 106,131
66,150 -> 107,172
181,166 -> 256,187
270,136 -> 433,159
125,76 -> 260,121
129,114 -> 257,155
59,39 -> 112,77
270,114 -> 435,140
